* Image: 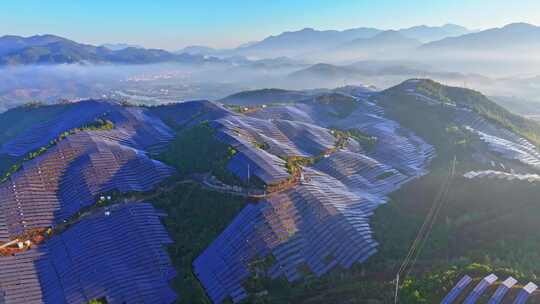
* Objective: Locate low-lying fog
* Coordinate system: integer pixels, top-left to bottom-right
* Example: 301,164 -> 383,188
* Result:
1,58 -> 540,118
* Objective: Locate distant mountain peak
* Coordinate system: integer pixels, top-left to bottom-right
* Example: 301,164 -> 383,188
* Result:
0,34 -> 231,65
232,26 -> 382,57
373,30 -> 407,39
397,24 -> 471,42
502,22 -> 537,30
441,23 -> 469,29
177,45 -> 217,55
343,30 -> 421,49
101,43 -> 143,51
420,22 -> 540,52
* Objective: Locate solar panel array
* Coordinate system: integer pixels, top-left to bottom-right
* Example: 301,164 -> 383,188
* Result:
0,249 -> 49,303
488,276 -> 517,304
215,115 -> 334,156
454,107 -> 540,170
303,99 -> 436,177
0,101 -> 113,157
150,100 -> 231,128
194,168 -> 380,304
0,101 -> 174,158
148,92 -> 538,304
463,274 -> 498,304
464,170 -> 540,183
247,104 -> 315,124
402,92 -> 540,171
314,151 -> 410,199
212,122 -> 290,185
476,129 -> 540,169
0,203 -> 177,304
514,282 -> 538,304
90,106 -> 174,154
194,98 -> 436,303
226,150 -> 289,185
441,275 -> 472,304
0,131 -> 174,240
456,108 -> 530,145
0,101 -> 178,303
442,274 -> 538,304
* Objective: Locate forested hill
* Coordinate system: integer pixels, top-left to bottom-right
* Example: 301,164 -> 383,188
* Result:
378,79 -> 540,146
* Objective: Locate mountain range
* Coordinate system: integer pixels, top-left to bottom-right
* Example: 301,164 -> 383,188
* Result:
421,22 -> 540,52
398,23 -> 471,42
0,34 -> 66,56
0,34 -> 224,65
178,23 -> 471,58
1,23 -> 539,66
180,23 -> 540,67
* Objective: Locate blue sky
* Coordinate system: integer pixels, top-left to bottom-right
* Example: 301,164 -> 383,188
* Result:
1,0 -> 539,50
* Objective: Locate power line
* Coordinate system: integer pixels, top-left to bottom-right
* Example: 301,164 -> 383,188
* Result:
397,163 -> 450,275
394,156 -> 456,303
405,156 -> 456,279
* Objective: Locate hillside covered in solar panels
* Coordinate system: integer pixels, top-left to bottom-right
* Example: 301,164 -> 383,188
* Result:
2,78 -> 540,304
0,101 -> 178,303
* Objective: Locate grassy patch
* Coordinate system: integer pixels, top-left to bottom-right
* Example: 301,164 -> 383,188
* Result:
87,298 -> 108,304
375,171 -> 395,180
331,128 -> 378,152
346,128 -> 378,151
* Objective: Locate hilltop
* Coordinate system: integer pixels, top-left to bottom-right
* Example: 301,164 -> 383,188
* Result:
378,79 -> 540,146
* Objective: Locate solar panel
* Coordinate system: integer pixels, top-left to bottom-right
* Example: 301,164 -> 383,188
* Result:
0,130 -> 174,241
0,101 -> 174,158
441,275 -> 473,304
513,282 -> 538,304
463,274 -> 498,304
0,203 -> 177,304
487,276 -> 517,304
0,101 -> 113,157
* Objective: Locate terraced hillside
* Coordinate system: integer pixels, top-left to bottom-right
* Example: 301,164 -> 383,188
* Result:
186,80 -> 540,303
0,102 -> 178,303
2,79 -> 540,304
149,90 -> 435,303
